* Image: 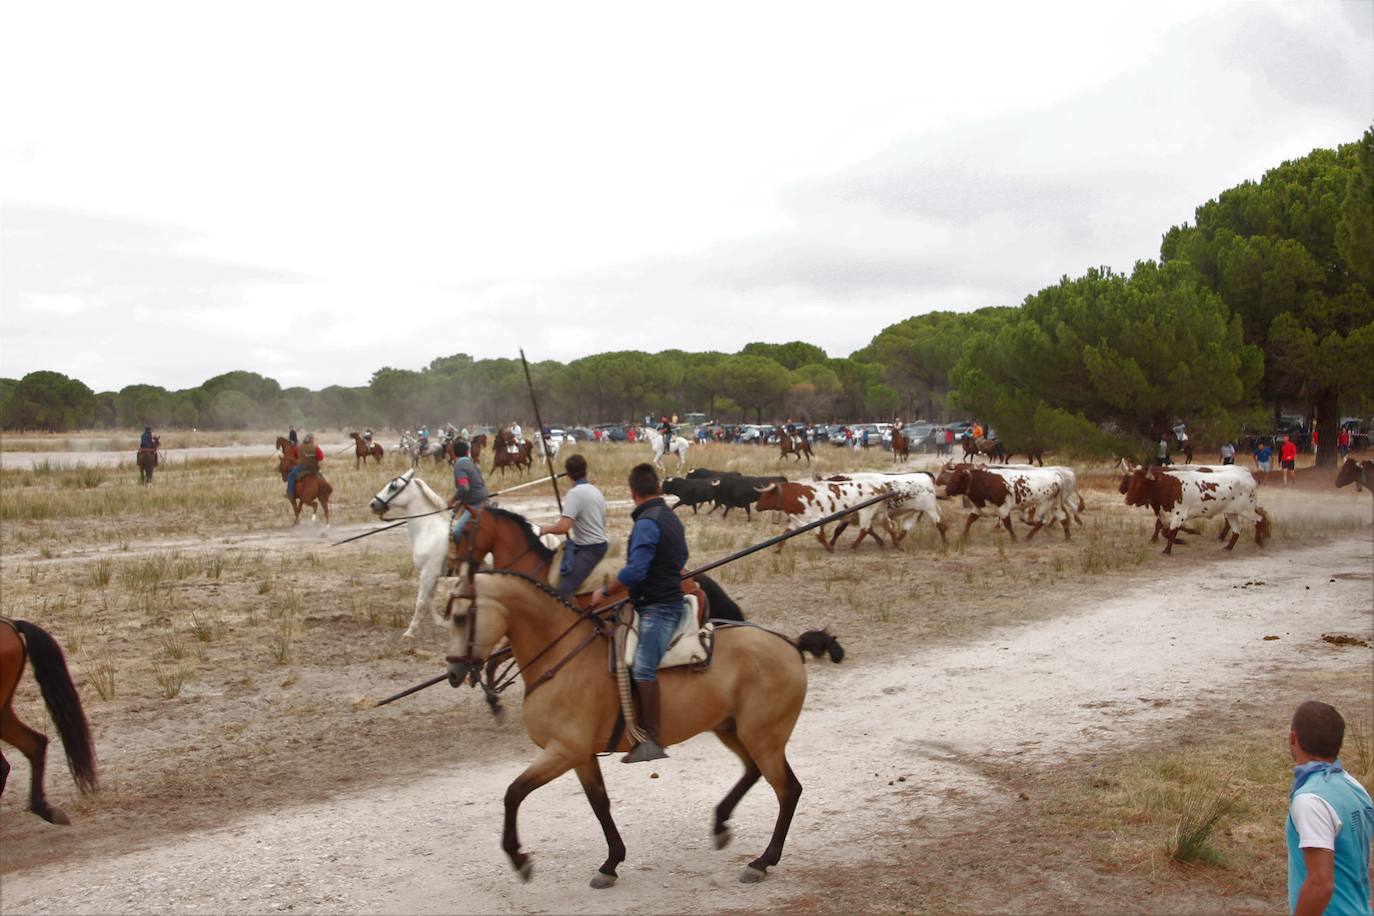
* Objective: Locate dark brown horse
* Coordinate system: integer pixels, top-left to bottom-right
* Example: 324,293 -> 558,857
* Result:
350,432 -> 384,468
491,431 -> 534,478
442,571 -> 841,889
277,453 -> 333,526
961,435 -> 1005,463
777,430 -> 812,464
137,435 -> 160,484
1,617 -> 97,824
470,434 -> 487,465
890,427 -> 909,462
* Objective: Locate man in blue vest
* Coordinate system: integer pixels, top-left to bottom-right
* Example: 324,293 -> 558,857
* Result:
1287,700 -> 1373,915
591,462 -> 687,764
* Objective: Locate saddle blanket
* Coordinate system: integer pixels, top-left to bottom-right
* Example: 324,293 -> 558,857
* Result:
617,594 -> 713,673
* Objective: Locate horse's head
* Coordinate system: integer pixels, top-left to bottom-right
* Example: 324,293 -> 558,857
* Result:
277,453 -> 294,480
444,579 -> 509,688
369,469 -> 419,517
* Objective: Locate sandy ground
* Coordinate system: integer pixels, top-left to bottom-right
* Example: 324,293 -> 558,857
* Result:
0,440 -> 358,471
4,534 -> 1370,915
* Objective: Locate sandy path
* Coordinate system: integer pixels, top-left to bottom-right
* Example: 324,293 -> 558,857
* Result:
5,535 -> 1371,914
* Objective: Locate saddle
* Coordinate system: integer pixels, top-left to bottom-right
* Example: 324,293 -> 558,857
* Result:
609,582 -> 713,675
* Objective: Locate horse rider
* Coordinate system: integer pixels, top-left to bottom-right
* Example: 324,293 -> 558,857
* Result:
287,433 -> 324,501
363,428 -> 374,447
536,454 -> 609,599
418,425 -> 430,454
591,463 -> 688,764
288,425 -> 298,447
510,420 -> 523,450
460,426 -> 470,441
140,426 -> 156,450
447,439 -> 489,568
658,416 -> 674,441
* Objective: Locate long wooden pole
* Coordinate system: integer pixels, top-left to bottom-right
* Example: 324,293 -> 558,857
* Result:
519,348 -> 563,515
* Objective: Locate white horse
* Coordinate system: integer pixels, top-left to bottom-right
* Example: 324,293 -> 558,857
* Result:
533,433 -> 561,461
643,427 -> 690,472
368,469 -> 452,638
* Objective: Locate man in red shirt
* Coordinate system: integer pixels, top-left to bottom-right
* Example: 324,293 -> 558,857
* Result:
1280,435 -> 1299,487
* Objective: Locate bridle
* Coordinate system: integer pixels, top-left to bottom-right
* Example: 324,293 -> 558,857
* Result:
372,473 -> 449,522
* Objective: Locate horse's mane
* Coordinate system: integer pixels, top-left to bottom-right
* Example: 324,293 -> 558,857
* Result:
486,506 -> 556,562
410,476 -> 449,511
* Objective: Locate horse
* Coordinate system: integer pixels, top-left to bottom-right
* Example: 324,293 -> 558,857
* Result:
0,617 -> 98,824
890,427 -> 909,462
778,430 -> 813,464
276,436 -> 292,453
470,434 -> 487,465
492,432 -> 534,478
368,470 -> 453,638
961,435 -> 1005,463
278,452 -> 333,526
643,427 -> 690,473
350,432 -> 384,468
441,571 -> 843,888
137,436 -> 160,484
533,432 -> 561,462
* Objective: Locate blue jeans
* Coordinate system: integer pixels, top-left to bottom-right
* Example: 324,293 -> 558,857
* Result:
631,599 -> 684,682
286,466 -> 303,499
451,506 -> 477,544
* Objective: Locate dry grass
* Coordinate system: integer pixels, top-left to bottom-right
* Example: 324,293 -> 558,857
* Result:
1,436 -> 1367,900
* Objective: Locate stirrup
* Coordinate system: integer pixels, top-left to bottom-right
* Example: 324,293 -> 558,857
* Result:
621,739 -> 669,764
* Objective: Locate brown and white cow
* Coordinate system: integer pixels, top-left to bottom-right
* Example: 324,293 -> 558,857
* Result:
938,462 -> 1083,530
1117,464 -> 1255,544
1335,457 -> 1374,492
940,465 -> 1070,541
1122,465 -> 1269,554
754,479 -> 892,552
820,472 -> 947,544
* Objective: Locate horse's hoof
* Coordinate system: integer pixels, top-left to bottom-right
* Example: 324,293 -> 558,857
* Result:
516,859 -> 534,882
739,865 -> 767,884
37,806 -> 70,825
589,871 -> 617,889
712,827 -> 732,850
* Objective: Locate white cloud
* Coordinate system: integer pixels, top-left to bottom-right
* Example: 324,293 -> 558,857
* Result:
1,0 -> 1369,390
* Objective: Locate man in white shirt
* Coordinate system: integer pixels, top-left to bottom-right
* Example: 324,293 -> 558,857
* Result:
537,454 -> 608,599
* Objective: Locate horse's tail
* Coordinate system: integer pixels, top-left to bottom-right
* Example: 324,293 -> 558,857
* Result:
12,620 -> 98,793
796,628 -> 845,664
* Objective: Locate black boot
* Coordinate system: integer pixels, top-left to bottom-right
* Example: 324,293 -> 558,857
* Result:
622,679 -> 669,763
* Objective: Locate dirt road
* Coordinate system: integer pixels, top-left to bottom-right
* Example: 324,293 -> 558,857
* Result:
4,535 -> 1371,914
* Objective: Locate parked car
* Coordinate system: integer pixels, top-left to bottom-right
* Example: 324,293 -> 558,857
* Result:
595,424 -> 628,442
566,426 -> 596,442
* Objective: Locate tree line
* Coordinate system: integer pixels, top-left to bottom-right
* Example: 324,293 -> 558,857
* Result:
4,131 -> 1371,466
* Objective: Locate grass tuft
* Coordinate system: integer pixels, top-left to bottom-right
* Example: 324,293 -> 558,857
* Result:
1167,791 -> 1236,865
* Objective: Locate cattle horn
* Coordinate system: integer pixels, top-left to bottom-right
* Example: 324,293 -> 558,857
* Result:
754,483 -> 777,493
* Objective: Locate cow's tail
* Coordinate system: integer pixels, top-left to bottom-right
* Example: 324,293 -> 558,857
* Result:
1075,492 -> 1086,513
796,628 -> 845,663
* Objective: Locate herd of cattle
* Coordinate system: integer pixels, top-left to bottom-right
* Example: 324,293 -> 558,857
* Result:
661,458 -> 1297,556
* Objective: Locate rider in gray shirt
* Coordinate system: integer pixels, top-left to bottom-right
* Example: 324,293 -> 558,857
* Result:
538,454 -> 608,598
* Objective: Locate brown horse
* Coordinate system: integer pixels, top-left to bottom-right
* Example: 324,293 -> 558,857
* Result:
1,617 -> 98,824
1336,456 -> 1374,492
350,432 -> 384,468
443,571 -> 841,888
491,432 -> 534,478
137,435 -> 160,484
890,427 -> 909,462
277,453 -> 333,525
961,435 -> 1005,463
275,435 -> 291,453
470,434 -> 487,465
777,430 -> 812,464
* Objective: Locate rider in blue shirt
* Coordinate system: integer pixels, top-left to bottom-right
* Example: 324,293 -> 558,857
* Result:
591,463 -> 688,764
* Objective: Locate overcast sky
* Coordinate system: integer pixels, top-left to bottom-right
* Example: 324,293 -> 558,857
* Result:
2,1 -> 1371,393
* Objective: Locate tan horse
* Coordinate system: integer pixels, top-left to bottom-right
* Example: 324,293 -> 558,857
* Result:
349,432 -> 384,468
777,429 -> 813,464
1,617 -> 98,824
277,453 -> 333,526
443,572 -> 842,888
